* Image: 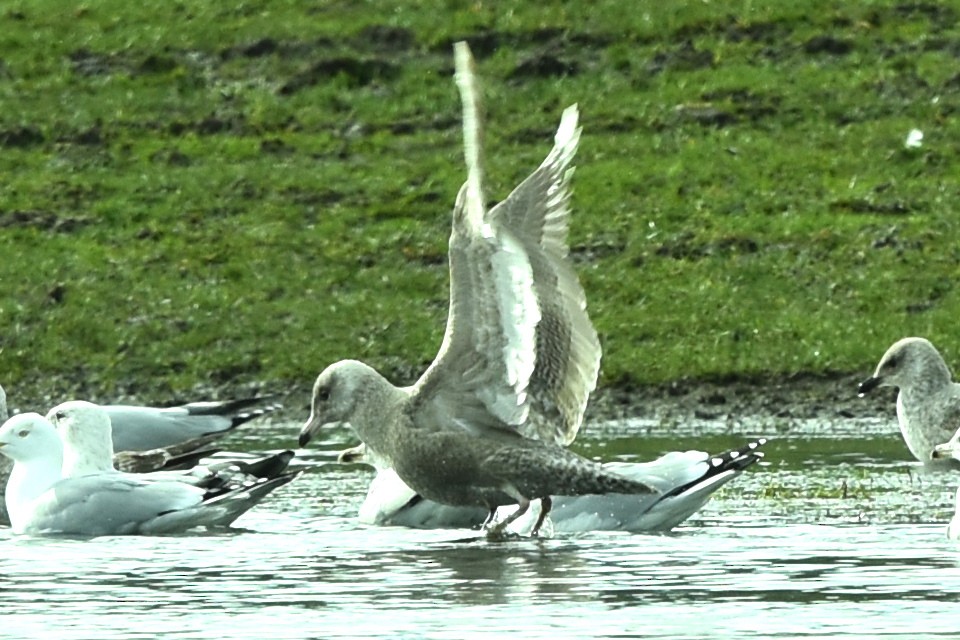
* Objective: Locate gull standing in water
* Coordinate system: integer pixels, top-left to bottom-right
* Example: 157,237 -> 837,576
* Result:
859,337 -> 960,466
299,41 -> 659,538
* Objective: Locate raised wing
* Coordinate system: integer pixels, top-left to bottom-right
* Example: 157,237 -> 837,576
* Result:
412,42 -> 596,447
488,105 -> 598,445
411,42 -> 539,436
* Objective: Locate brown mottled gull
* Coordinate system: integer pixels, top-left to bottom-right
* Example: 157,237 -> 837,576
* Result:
859,337 -> 960,466
298,41 -> 657,537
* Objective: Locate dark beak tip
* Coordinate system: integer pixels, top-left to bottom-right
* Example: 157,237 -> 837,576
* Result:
857,377 -> 880,396
297,431 -> 312,448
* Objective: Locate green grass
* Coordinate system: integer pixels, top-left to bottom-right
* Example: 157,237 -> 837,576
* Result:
1,0 -> 959,403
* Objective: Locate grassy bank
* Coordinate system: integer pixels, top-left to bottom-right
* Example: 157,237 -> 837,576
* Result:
0,1 -> 958,406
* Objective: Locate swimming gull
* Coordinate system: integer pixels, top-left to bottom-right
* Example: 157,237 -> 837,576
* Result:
347,438 -> 766,532
0,383 -> 279,524
859,337 -> 960,466
0,383 -> 279,452
299,41 -> 657,537
0,402 -> 297,535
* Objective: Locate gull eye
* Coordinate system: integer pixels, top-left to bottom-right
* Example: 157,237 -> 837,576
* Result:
55,410 -> 67,421
317,387 -> 331,402
17,429 -> 29,438
885,355 -> 899,369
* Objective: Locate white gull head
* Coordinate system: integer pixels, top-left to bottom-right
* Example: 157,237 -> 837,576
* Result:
47,400 -> 116,477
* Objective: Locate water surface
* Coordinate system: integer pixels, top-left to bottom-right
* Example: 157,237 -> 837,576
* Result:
3,416 -> 959,639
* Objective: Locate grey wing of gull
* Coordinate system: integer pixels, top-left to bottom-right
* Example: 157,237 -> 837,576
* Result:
410,42 -> 540,437
0,384 -> 8,421
934,386 -> 960,445
25,474 -> 204,535
487,105 -> 597,445
0,456 -> 11,525
550,439 -> 765,532
106,398 -> 278,452
25,470 -> 297,535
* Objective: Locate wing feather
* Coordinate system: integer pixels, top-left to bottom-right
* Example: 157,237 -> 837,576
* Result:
411,43 -> 596,446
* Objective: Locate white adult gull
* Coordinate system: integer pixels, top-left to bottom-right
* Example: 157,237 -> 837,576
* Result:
298,41 -> 658,537
0,383 -> 280,524
859,337 -> 960,466
0,383 -> 280,452
0,402 -> 297,536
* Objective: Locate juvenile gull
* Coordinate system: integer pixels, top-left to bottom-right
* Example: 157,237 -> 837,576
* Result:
348,438 -> 766,532
0,402 -> 297,535
299,41 -> 657,537
859,337 -> 960,466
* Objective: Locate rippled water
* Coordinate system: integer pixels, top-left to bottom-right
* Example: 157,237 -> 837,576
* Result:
3,416 -> 959,639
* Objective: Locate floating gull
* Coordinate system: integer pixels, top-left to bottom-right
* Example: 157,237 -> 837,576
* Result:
299,41 -> 658,538
350,438 -> 766,533
0,383 -> 279,524
859,337 -> 960,466
105,396 -> 281,453
0,383 -> 279,452
0,402 -> 297,535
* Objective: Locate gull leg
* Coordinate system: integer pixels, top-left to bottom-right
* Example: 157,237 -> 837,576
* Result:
486,497 -> 530,539
481,508 -> 498,529
531,496 -> 552,536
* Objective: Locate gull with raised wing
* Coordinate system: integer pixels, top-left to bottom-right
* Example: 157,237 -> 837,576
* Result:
0,402 -> 297,536
859,337 -> 960,466
299,41 -> 658,537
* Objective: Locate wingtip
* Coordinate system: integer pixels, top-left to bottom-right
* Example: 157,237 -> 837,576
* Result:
555,104 -> 581,147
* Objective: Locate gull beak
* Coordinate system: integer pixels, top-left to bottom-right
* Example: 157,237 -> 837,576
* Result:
857,376 -> 882,397
298,412 -> 336,448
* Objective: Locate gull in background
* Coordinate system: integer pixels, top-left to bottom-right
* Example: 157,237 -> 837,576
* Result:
859,337 -> 960,467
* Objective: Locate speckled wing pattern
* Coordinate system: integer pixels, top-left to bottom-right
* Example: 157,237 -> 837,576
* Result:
412,42 -> 597,446
487,105 -> 597,446
413,42 -> 539,436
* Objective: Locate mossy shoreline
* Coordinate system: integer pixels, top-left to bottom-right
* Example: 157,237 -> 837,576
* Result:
0,2 -> 954,426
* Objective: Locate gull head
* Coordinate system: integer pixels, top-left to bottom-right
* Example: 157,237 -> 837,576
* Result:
858,337 -> 950,396
0,413 -> 62,463
299,360 -> 382,448
47,400 -> 116,476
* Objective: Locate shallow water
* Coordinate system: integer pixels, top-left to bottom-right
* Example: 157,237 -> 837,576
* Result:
3,416 -> 960,639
